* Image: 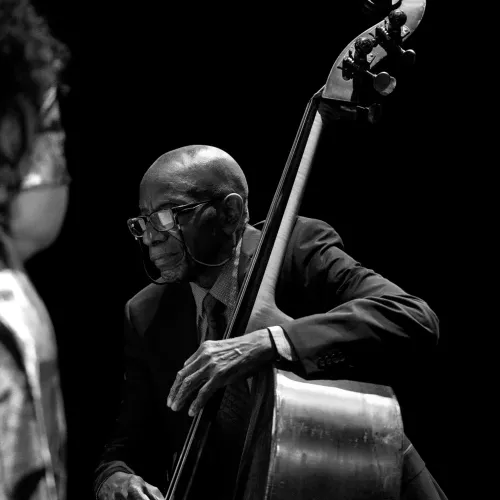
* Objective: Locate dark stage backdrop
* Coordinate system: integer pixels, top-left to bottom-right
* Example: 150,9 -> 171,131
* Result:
25,1 -> 459,499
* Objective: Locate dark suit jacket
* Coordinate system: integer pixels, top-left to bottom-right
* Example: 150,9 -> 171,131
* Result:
94,217 -> 447,499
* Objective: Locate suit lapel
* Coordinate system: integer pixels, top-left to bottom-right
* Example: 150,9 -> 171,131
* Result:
144,282 -> 199,381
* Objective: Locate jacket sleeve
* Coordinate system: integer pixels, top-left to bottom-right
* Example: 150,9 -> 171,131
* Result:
93,300 -> 159,497
278,218 -> 439,383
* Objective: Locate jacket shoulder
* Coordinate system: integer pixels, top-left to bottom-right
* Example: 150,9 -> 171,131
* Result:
293,216 -> 344,250
125,283 -> 168,336
128,283 -> 165,309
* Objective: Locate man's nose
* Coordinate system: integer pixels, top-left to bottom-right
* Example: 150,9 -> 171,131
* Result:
142,223 -> 168,246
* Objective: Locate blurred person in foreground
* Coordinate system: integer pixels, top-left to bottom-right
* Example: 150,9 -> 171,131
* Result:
0,0 -> 71,499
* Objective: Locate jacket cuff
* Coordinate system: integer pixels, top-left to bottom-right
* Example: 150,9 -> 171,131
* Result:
94,461 -> 135,499
283,317 -> 356,378
268,325 -> 297,361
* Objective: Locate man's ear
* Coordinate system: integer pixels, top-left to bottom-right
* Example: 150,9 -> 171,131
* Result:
220,193 -> 243,235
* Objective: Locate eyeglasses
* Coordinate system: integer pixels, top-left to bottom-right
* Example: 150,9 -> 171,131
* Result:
19,129 -> 71,190
127,200 -> 213,238
21,86 -> 70,190
0,85 -> 71,192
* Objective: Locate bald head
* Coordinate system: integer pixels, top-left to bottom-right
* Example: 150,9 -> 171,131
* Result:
137,146 -> 250,285
141,145 -> 248,210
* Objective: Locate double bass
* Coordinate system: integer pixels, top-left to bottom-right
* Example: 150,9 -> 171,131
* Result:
166,1 -> 427,498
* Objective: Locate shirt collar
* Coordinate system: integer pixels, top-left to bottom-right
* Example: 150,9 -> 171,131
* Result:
189,235 -> 243,316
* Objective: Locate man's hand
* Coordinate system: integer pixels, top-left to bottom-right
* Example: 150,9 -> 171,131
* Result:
98,472 -> 164,500
167,328 -> 274,417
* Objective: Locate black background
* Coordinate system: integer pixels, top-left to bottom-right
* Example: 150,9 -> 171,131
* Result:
25,1 -> 461,498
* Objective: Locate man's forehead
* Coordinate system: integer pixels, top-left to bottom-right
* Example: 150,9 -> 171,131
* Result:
139,179 -> 190,210
139,193 -> 189,210
138,151 -> 219,210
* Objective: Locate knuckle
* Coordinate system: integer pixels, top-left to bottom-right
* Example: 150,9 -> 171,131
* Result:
199,351 -> 210,363
200,348 -> 216,364
179,374 -> 199,396
202,340 -> 216,351
183,373 -> 195,388
203,360 -> 216,374
208,360 -> 220,374
129,474 -> 144,487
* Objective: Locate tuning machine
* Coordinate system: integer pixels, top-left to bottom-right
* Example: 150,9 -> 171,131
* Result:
339,36 -> 396,96
371,9 -> 416,65
319,98 -> 382,125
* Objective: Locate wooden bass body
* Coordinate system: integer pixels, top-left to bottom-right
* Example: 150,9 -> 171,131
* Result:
239,370 -> 403,499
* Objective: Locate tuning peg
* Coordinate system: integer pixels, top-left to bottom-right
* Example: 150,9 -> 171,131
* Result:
369,71 -> 396,96
374,9 -> 416,65
354,36 -> 376,58
387,9 -> 407,34
339,37 -> 397,96
388,10 -> 416,66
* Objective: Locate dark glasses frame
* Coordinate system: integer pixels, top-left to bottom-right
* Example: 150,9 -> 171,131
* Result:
0,84 -> 71,193
127,200 -> 213,238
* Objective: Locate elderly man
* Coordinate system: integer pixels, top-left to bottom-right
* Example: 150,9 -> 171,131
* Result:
94,145 -> 447,500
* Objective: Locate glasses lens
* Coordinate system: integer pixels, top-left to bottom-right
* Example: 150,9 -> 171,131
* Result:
127,218 -> 146,237
20,86 -> 70,191
151,209 -> 174,231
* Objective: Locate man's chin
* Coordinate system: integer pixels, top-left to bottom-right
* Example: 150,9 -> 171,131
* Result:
159,263 -> 188,284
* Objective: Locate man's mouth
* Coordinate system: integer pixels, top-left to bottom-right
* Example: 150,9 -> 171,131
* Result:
151,253 -> 182,269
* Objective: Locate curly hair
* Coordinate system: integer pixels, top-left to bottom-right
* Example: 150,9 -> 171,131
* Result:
0,0 -> 69,111
0,0 -> 69,225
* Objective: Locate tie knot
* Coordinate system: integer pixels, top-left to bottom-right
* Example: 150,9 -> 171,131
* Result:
202,293 -> 226,340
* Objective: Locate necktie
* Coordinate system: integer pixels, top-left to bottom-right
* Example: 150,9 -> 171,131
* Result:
202,292 -> 226,341
202,293 -> 250,435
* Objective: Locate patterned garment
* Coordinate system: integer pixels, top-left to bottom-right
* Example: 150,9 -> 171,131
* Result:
189,237 -> 242,343
0,240 -> 66,500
